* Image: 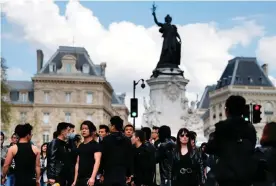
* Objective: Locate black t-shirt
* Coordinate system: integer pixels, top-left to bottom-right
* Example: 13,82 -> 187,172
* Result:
77,140 -> 101,179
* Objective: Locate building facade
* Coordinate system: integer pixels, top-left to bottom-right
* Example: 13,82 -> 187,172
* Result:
198,57 -> 276,141
2,46 -> 129,146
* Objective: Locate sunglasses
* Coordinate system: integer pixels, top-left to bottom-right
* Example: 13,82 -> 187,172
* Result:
180,134 -> 189,137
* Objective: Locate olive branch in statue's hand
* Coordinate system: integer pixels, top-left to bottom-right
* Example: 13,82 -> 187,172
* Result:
151,2 -> 157,15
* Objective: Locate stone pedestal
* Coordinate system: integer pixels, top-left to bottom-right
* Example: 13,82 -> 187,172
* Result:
142,68 -> 206,142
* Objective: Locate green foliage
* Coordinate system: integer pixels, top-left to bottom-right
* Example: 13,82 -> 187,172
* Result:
1,58 -> 11,125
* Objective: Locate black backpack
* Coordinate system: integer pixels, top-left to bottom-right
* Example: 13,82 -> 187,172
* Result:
214,137 -> 258,183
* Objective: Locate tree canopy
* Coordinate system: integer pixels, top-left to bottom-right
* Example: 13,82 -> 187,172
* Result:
1,58 -> 11,124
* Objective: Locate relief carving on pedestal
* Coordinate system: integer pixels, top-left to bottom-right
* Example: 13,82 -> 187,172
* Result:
143,97 -> 161,127
180,96 -> 201,129
163,77 -> 183,102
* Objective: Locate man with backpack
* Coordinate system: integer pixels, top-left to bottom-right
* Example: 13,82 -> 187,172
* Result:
100,116 -> 133,186
206,95 -> 257,186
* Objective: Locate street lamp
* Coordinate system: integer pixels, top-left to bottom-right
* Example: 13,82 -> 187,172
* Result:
131,79 -> 145,128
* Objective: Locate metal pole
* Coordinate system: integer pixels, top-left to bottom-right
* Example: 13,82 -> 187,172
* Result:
133,80 -> 136,128
250,103 -> 253,124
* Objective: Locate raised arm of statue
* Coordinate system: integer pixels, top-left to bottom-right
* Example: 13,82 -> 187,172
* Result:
151,3 -> 163,27
152,13 -> 163,27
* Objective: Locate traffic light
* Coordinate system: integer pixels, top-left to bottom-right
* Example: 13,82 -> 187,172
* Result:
243,104 -> 250,122
130,98 -> 138,118
252,104 -> 262,124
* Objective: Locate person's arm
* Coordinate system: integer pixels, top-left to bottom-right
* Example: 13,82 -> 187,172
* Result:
90,152 -> 102,182
47,140 -> 57,183
1,146 -> 15,178
99,138 -> 106,176
72,156 -> 79,185
34,146 -> 41,184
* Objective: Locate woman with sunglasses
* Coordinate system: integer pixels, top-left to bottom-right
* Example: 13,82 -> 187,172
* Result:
171,128 -> 205,186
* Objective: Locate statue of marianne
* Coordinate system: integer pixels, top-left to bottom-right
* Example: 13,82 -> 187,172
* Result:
151,3 -> 182,69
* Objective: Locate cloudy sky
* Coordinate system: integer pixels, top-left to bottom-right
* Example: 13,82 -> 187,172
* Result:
1,0 -> 276,126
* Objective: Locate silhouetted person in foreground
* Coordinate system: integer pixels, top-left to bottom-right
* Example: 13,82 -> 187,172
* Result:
100,116 -> 133,186
206,95 -> 257,186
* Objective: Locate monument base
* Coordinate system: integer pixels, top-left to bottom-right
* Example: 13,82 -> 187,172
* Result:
143,67 -> 206,142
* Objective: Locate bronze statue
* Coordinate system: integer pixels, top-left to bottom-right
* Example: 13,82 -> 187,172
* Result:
152,3 -> 182,69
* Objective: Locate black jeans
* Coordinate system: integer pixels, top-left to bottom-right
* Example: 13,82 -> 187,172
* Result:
15,178 -> 36,186
104,183 -> 126,186
76,178 -> 89,186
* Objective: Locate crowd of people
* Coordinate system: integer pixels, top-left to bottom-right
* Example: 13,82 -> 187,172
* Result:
1,95 -> 276,186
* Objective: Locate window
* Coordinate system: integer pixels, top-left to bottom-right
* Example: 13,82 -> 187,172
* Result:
20,92 -> 27,102
264,102 -> 273,115
248,76 -> 253,84
259,76 -> 264,84
66,64 -> 72,73
65,92 -> 71,103
86,93 -> 93,104
44,92 -> 50,103
87,114 -> 92,121
83,64 -> 90,74
49,63 -> 56,72
65,113 -> 71,122
20,112 -> 27,123
42,133 -> 49,143
43,113 -> 49,124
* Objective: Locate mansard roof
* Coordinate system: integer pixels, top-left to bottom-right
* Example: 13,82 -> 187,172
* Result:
8,80 -> 33,91
197,85 -> 216,109
7,46 -> 126,106
215,57 -> 273,89
39,46 -> 102,76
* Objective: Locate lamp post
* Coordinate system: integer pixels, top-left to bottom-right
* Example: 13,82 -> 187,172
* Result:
132,79 -> 145,128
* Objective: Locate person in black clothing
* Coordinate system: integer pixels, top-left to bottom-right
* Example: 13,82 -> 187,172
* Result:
253,122 -> 276,186
171,136 -> 176,143
189,131 -> 197,150
72,120 -> 101,186
156,125 -> 175,186
124,124 -> 134,139
53,131 -> 58,139
99,124 -> 110,142
205,133 -> 218,186
142,127 -> 157,186
200,143 -> 208,173
1,123 -> 40,186
206,95 -> 257,186
131,130 -> 154,186
151,126 -> 160,148
47,122 -> 72,186
67,123 -> 77,186
100,116 -> 133,186
171,128 -> 205,186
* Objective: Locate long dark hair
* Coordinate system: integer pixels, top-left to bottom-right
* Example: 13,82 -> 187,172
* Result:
260,122 -> 276,147
176,128 -> 193,154
40,143 -> 48,158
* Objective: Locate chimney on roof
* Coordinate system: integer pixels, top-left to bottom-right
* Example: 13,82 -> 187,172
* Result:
261,64 -> 268,76
100,62 -> 107,76
36,49 -> 44,73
